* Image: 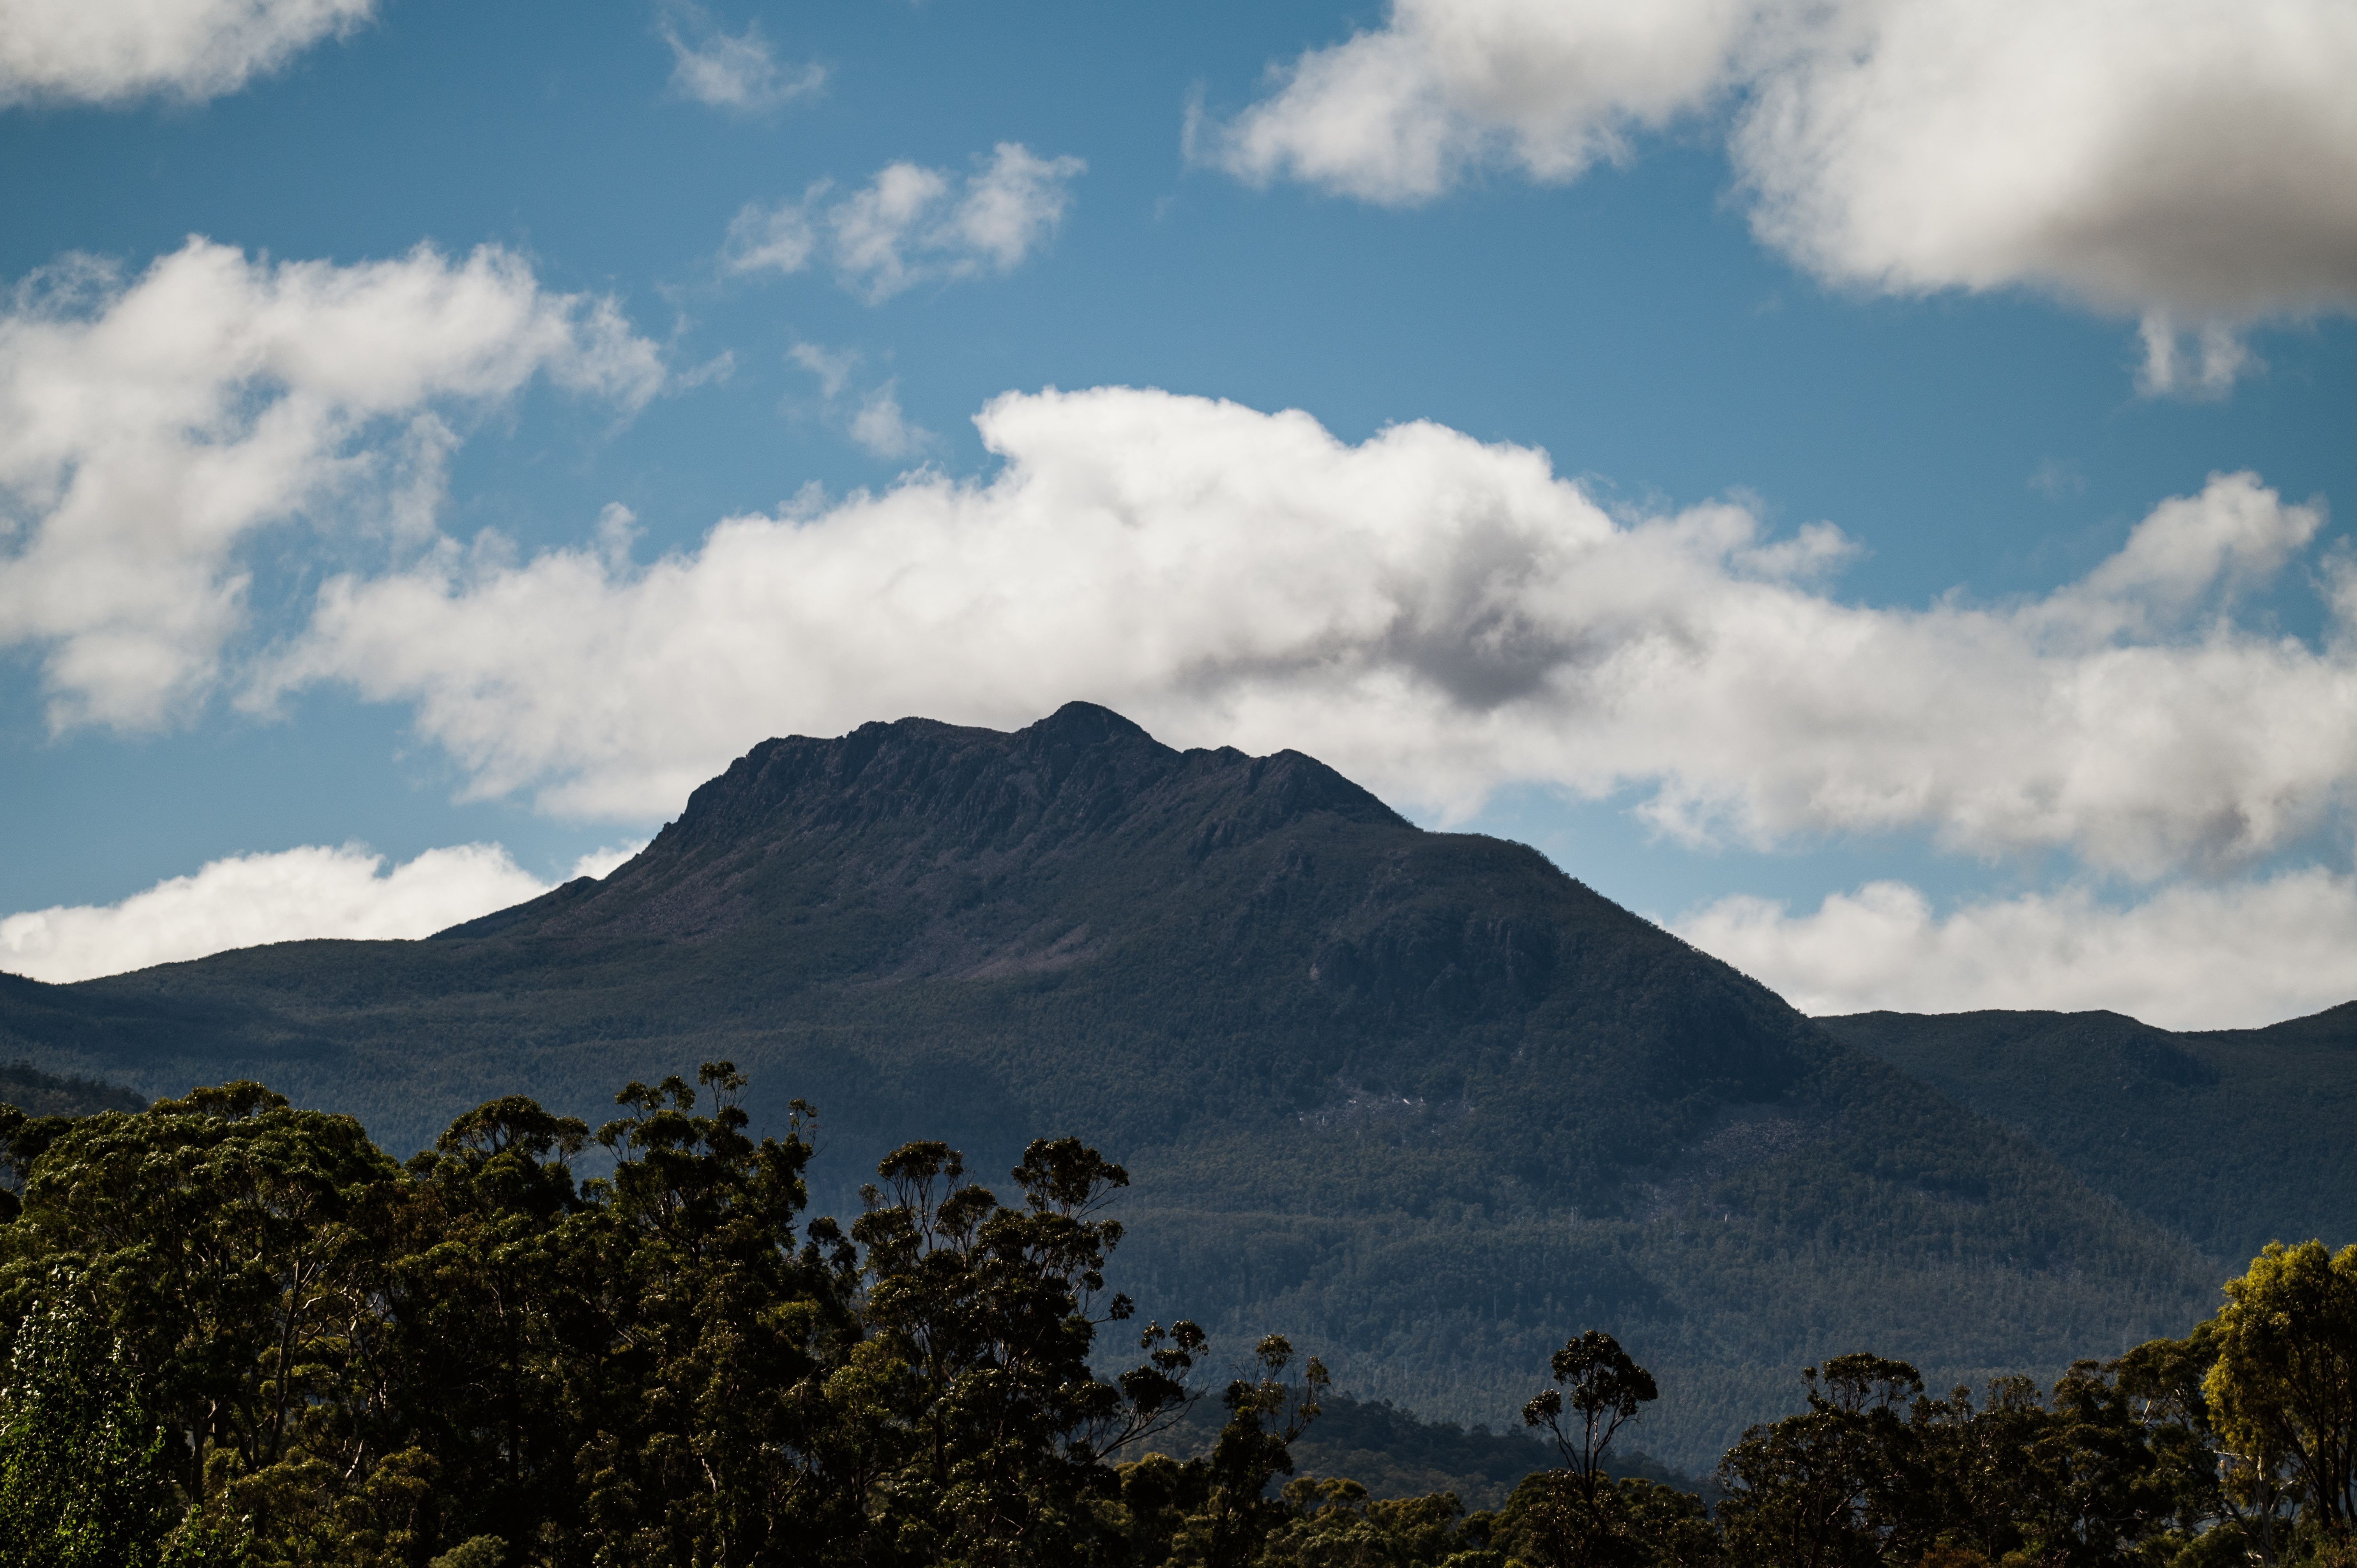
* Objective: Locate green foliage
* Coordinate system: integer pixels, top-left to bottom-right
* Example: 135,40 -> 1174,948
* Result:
1116,1334 -> 1338,1568
1513,1331 -> 1664,1566
4,1056 -> 2355,1568
0,1066 -> 1360,1567
0,1083 -> 399,1513
1147,1389 -> 1693,1513
426,1541 -> 507,1568
829,1130 -> 1210,1565
1491,1471 -> 1721,1568
2203,1241 -> 2357,1543
1254,1478 -> 1489,1567
0,1280 -> 179,1567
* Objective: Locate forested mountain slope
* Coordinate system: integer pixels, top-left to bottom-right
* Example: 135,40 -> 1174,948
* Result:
1819,1005 -> 2357,1264
0,1056 -> 145,1119
0,704 -> 2227,1468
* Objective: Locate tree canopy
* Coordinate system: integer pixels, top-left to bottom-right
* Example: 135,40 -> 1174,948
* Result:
0,1072 -> 2349,1568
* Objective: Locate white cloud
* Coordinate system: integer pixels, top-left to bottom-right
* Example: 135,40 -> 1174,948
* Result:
659,3 -> 823,113
1204,0 -> 2357,388
946,143 -> 1090,270
1672,871 -> 2357,1032
1203,0 -> 1750,203
260,387 -> 2357,886
723,200 -> 819,276
848,383 -> 928,460
0,238 -> 663,732
725,143 -> 1086,302
0,836 -> 650,984
0,843 -> 551,984
0,0 -> 372,106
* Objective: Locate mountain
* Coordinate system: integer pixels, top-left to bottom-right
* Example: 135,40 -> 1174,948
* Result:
0,703 -> 2228,1469
1820,1005 -> 2357,1266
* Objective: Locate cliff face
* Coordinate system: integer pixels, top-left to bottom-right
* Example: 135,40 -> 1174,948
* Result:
0,704 -> 2222,1469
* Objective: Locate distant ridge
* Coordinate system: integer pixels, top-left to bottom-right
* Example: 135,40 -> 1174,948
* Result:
0,1056 -> 145,1119
0,703 -> 2244,1468
1823,1003 -> 2357,1264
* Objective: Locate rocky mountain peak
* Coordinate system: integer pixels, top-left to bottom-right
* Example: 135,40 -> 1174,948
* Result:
439,704 -> 1404,944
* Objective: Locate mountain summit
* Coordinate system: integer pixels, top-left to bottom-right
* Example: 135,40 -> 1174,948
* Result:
445,701 -> 1406,954
0,705 -> 2218,1466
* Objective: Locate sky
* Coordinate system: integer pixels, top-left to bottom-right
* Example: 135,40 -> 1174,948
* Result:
2,0 -> 2355,1030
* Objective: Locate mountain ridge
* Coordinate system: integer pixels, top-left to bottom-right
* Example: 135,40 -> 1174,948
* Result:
1822,1002 -> 2357,1266
0,703 -> 2253,1467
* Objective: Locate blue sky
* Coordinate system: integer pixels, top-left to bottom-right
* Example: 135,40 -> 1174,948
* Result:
4,0 -> 2356,1028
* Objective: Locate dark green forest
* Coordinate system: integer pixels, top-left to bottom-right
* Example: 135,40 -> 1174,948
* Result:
4,1067 -> 2353,1568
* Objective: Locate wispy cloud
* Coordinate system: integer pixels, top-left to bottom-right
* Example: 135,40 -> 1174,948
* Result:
725,143 -> 1086,302
787,341 -> 856,399
788,342 -> 935,459
658,2 -> 824,114
2027,458 -> 2087,500
848,384 -> 926,460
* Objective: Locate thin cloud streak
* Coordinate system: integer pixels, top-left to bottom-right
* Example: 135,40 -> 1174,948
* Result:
659,3 -> 825,113
725,144 -> 1086,302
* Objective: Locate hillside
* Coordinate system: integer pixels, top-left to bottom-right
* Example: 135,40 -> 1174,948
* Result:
0,1057 -> 146,1119
1819,1005 -> 2357,1264
0,704 -> 2225,1468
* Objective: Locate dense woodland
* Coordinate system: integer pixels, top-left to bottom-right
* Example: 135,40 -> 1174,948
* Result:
0,1066 -> 2352,1568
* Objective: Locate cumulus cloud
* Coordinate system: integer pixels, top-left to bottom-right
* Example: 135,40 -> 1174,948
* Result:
258,387 -> 2356,885
0,238 -> 663,732
1203,0 -> 2357,389
659,2 -> 823,113
1202,0 -> 1750,202
725,143 -> 1086,302
0,0 -> 372,106
0,838 -> 646,984
1673,871 -> 2357,1032
0,843 -> 544,984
